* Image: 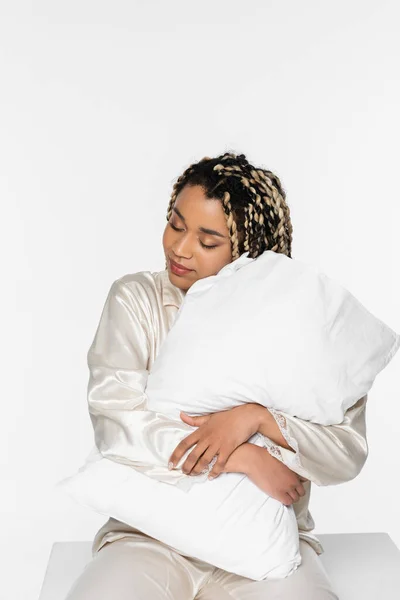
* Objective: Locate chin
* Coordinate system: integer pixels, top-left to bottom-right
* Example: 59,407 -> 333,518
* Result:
167,271 -> 190,291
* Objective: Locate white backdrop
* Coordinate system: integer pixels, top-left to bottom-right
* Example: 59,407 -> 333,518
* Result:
1,1 -> 399,599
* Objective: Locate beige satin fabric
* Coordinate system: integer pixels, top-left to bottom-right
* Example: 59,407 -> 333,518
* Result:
65,533 -> 339,600
87,268 -> 369,558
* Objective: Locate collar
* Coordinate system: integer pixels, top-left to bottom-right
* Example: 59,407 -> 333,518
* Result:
160,269 -> 186,308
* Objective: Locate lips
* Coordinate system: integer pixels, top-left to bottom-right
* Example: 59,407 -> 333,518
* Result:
169,258 -> 193,272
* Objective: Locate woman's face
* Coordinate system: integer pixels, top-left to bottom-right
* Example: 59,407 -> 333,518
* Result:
162,184 -> 233,292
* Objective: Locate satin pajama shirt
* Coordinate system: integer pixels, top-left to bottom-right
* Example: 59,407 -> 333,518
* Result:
64,268 -> 369,599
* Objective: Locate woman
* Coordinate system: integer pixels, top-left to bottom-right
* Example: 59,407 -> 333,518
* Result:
65,152 -> 368,599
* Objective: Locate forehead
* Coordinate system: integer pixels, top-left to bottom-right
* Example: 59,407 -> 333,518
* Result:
174,185 -> 227,226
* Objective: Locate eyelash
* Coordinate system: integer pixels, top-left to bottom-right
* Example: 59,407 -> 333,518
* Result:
169,222 -> 218,250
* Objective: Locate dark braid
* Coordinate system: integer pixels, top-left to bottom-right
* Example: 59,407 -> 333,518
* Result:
165,152 -> 293,267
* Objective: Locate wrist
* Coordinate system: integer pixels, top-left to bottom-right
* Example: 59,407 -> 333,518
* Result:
252,403 -> 272,432
255,405 -> 294,452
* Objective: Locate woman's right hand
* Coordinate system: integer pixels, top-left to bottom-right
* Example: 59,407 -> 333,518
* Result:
242,443 -> 309,506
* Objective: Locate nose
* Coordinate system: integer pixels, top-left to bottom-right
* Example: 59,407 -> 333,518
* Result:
172,232 -> 194,258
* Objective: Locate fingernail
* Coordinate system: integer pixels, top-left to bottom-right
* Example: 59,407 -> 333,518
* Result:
168,462 -> 173,470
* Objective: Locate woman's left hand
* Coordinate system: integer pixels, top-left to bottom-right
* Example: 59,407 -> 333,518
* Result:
168,404 -> 264,480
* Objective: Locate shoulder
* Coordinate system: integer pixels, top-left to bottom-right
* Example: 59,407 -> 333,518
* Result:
110,269 -> 166,311
106,268 -> 183,313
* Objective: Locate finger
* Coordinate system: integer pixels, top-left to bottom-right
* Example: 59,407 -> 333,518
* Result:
295,483 -> 306,497
181,442 -> 210,475
168,434 -> 199,469
180,412 -> 210,427
287,488 -> 300,503
207,452 -> 228,480
191,448 -> 222,477
189,448 -> 215,476
282,492 -> 294,506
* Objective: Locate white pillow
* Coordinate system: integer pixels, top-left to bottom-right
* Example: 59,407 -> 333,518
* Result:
145,249 -> 399,429
56,439 -> 302,581
56,249 -> 399,580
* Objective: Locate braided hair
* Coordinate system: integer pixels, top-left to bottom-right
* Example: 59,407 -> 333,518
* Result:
164,152 -> 293,269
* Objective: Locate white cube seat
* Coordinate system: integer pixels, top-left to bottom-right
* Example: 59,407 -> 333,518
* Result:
38,532 -> 400,600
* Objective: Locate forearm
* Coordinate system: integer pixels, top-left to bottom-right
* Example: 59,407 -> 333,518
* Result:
254,405 -> 295,452
231,442 -> 277,481
252,396 -> 369,486
224,441 -> 258,476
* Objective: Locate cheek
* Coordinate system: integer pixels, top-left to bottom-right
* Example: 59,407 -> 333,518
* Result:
162,226 -> 171,248
201,251 -> 232,274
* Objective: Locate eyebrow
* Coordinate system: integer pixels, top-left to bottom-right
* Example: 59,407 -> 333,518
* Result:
172,207 -> 229,239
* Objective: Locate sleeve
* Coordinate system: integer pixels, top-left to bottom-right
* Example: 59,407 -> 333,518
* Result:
86,278 -> 205,489
258,395 -> 369,486
87,279 -> 169,465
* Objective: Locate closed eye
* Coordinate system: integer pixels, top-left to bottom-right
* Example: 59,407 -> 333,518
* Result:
168,222 -> 218,250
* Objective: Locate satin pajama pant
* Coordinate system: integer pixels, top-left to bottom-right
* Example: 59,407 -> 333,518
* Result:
64,531 -> 339,600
